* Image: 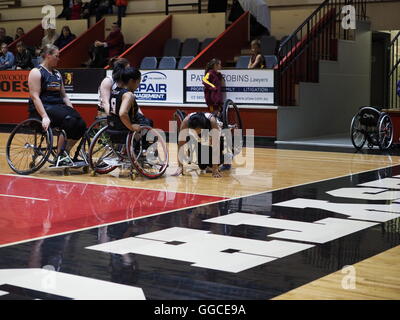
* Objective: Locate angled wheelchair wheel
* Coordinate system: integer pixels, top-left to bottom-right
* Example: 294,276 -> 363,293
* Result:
350,114 -> 366,150
222,99 -> 244,156
6,119 -> 53,175
378,114 -> 393,150
82,116 -> 108,156
172,109 -> 186,136
127,126 -> 169,179
88,125 -> 118,174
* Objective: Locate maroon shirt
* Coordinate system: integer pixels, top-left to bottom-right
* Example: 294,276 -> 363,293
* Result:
105,30 -> 125,58
202,69 -> 223,108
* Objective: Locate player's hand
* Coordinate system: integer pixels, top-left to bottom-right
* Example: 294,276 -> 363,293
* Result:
131,124 -> 141,132
172,166 -> 184,176
42,117 -> 51,131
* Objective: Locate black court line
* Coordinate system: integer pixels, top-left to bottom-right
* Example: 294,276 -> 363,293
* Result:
0,165 -> 399,300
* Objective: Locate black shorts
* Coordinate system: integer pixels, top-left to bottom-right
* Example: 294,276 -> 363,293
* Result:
29,104 -> 86,140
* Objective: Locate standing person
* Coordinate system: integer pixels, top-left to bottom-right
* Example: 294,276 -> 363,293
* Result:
95,0 -> 113,22
202,58 -> 224,114
70,0 -> 83,20
0,43 -> 15,70
248,39 -> 265,69
115,0 -> 128,27
54,26 -> 76,50
15,27 -> 25,40
28,44 -> 87,166
15,41 -> 34,70
58,0 -> 73,19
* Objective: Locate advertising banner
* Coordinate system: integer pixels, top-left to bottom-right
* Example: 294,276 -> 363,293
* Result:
0,71 -> 30,99
186,69 -> 275,105
135,70 -> 184,104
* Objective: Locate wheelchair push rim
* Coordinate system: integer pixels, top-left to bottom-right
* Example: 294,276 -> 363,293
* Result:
222,99 -> 244,155
88,125 -> 119,174
350,114 -> 367,150
6,118 -> 53,175
378,114 -> 393,150
127,126 -> 169,179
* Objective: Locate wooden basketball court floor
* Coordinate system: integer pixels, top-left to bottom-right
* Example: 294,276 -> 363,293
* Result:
0,132 -> 399,300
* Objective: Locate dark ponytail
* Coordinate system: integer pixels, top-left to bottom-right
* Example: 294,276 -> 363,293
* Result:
120,67 -> 141,84
111,57 -> 130,82
188,112 -> 211,130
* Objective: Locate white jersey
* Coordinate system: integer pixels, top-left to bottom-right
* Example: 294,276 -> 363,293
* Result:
97,76 -> 117,108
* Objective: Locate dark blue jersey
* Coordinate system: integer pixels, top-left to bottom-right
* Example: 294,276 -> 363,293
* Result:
28,65 -> 64,112
107,87 -> 138,130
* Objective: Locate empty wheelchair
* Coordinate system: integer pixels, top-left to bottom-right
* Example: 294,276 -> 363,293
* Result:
6,118 -> 89,175
350,106 -> 393,150
88,125 -> 169,180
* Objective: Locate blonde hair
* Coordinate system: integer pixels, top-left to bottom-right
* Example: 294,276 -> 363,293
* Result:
41,44 -> 59,58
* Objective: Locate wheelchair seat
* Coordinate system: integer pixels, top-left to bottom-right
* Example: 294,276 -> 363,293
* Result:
358,107 -> 380,128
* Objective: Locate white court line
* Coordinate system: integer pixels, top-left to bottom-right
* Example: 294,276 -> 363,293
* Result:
0,162 -> 399,249
0,194 -> 49,202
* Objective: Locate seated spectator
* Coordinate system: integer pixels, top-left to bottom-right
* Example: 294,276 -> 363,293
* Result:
15,27 -> 25,40
54,26 -> 76,50
41,28 -> 60,48
0,28 -> 14,45
248,39 -> 265,69
15,41 -> 34,70
70,0 -> 83,20
88,22 -> 124,68
0,43 -> 15,70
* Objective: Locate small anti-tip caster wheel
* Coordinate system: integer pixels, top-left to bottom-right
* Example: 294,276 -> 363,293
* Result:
82,166 -> 89,174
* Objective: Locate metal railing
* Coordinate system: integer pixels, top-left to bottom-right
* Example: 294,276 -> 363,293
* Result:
277,0 -> 368,106
165,0 -> 201,15
389,31 -> 400,109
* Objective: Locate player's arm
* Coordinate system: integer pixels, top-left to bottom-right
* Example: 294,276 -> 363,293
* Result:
99,77 -> 113,114
209,117 -> 222,178
172,117 -> 190,176
28,68 -> 50,130
119,92 -> 140,132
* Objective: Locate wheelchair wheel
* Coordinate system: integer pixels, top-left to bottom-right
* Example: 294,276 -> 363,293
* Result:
350,114 -> 366,150
83,116 -> 108,155
6,119 -> 53,175
221,99 -> 244,156
127,126 -> 169,179
378,114 -> 393,150
88,125 -> 118,174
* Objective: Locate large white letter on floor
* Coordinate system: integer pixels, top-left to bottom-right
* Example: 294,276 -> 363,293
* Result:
87,227 -> 313,273
0,269 -> 145,300
204,213 -> 377,243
